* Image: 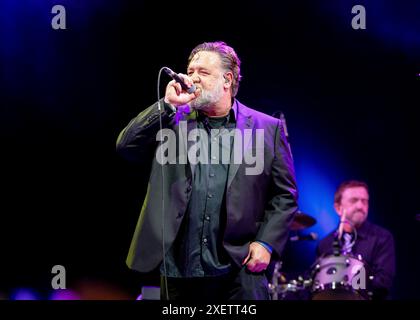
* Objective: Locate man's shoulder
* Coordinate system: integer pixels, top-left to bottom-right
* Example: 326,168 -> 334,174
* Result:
364,221 -> 393,239
316,231 -> 336,255
236,100 -> 280,126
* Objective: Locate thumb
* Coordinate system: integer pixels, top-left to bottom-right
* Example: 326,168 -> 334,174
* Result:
191,87 -> 201,99
242,251 -> 251,265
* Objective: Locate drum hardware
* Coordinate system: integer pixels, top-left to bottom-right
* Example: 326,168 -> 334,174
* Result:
269,210 -> 318,300
290,211 -> 317,231
269,261 -> 288,300
269,262 -> 313,300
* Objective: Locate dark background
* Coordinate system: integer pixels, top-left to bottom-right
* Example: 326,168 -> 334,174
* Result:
0,0 -> 419,299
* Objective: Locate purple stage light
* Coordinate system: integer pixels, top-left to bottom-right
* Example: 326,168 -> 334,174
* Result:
49,289 -> 81,300
10,288 -> 39,300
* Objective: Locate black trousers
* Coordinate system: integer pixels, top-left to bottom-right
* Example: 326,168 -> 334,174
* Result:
160,267 -> 270,301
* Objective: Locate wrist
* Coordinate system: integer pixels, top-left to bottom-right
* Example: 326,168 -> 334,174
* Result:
163,100 -> 176,116
254,240 -> 273,254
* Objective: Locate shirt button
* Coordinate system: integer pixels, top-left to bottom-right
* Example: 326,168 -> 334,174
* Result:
209,173 -> 215,177
207,193 -> 213,198
205,215 -> 210,221
203,238 -> 208,243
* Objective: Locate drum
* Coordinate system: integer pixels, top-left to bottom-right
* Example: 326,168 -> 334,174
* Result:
311,254 -> 371,300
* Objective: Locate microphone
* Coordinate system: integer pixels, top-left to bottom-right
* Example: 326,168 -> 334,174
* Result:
337,209 -> 347,240
162,67 -> 196,94
289,232 -> 318,242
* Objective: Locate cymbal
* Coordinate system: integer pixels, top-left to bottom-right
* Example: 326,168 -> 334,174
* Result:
290,211 -> 317,231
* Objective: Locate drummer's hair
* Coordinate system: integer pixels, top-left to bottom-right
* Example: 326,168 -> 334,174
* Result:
334,180 -> 369,204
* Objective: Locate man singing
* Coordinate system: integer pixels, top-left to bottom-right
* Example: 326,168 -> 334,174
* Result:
116,41 -> 299,301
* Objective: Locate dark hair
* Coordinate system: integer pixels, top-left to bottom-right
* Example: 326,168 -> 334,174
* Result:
334,180 -> 369,204
188,41 -> 242,97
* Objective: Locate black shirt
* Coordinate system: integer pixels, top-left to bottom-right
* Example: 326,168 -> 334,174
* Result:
162,107 -> 237,277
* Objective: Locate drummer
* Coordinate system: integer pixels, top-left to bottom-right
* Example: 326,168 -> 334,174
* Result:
316,180 -> 396,299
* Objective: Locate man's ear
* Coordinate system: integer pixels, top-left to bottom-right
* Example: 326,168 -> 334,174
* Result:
223,73 -> 233,87
334,203 -> 342,216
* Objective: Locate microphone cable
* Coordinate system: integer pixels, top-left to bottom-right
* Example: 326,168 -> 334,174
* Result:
157,67 -> 169,300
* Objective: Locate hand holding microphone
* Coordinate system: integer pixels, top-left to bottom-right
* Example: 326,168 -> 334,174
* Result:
163,67 -> 196,93
163,67 -> 200,107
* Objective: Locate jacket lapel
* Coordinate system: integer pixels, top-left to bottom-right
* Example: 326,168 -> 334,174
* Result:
176,104 -> 198,178
226,103 -> 254,189
186,117 -> 197,177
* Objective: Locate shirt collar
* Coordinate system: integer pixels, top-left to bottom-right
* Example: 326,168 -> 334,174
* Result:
355,220 -> 371,239
197,99 -> 237,124
231,99 -> 238,120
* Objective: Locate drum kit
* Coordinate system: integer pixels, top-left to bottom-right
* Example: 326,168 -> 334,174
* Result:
269,211 -> 374,300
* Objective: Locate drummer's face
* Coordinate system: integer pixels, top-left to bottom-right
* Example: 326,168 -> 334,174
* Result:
335,186 -> 369,228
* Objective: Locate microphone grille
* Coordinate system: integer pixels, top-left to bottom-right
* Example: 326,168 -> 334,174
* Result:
162,67 -> 174,76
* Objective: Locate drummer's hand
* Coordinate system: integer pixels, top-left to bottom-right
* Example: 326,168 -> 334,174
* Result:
242,242 -> 271,273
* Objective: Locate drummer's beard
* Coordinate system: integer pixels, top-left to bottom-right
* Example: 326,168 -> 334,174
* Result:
348,209 -> 368,227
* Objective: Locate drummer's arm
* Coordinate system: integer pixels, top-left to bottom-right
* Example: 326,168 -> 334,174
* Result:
370,231 -> 396,298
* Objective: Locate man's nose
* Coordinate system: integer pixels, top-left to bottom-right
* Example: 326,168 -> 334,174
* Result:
191,76 -> 200,83
190,72 -> 200,83
355,200 -> 365,209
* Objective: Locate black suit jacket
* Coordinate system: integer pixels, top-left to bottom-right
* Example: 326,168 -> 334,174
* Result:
116,99 -> 299,272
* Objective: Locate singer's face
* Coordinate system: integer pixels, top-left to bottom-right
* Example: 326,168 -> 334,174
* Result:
187,51 -> 228,110
335,186 -> 369,228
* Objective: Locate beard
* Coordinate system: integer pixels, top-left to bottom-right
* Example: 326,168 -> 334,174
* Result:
349,210 -> 367,226
189,78 -> 224,111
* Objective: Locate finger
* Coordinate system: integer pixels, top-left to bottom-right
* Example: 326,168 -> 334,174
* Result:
166,80 -> 178,94
253,262 -> 268,273
187,90 -> 200,102
192,87 -> 201,98
178,73 -> 193,87
246,259 -> 256,271
242,252 -> 251,265
173,83 -> 182,95
255,262 -> 268,273
249,258 -> 261,272
251,265 -> 262,273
